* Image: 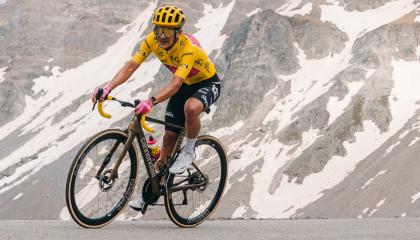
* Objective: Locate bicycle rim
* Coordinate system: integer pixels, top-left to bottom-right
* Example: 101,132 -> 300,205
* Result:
164,135 -> 228,227
65,129 -> 138,228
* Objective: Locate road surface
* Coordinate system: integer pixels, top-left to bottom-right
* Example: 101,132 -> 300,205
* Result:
1,219 -> 420,240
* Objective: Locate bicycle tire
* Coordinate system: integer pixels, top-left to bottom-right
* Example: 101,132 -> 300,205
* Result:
164,135 -> 228,227
65,129 -> 138,228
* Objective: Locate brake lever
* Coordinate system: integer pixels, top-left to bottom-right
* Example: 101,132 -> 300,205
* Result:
92,88 -> 104,111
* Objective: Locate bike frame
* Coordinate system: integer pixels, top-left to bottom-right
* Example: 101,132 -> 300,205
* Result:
94,96 -> 208,197
99,115 -> 184,196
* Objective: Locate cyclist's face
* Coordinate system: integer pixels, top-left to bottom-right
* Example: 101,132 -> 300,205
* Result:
154,26 -> 180,49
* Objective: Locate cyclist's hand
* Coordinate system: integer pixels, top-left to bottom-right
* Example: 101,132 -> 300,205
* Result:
91,87 -> 111,103
134,99 -> 153,115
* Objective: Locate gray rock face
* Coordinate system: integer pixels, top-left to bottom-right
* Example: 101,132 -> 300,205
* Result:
338,0 -> 392,11
0,0 -> 150,127
212,9 -> 347,129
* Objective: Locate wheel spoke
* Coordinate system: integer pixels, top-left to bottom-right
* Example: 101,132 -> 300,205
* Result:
66,131 -> 137,227
166,137 -> 227,226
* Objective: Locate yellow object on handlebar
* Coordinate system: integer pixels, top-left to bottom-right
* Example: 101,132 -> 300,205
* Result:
97,95 -> 155,133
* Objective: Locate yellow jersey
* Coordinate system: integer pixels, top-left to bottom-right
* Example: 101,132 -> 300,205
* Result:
132,32 -> 216,85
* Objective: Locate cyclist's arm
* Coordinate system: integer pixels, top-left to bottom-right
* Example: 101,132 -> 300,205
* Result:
153,74 -> 183,104
107,60 -> 140,90
107,33 -> 154,90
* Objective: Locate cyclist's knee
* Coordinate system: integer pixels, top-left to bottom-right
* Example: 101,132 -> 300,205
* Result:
184,98 -> 203,117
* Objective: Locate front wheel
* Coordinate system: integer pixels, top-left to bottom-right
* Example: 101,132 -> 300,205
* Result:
65,129 -> 138,228
164,135 -> 228,227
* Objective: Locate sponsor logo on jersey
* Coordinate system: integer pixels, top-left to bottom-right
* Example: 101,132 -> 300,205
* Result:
180,40 -> 186,49
170,55 -> 180,63
180,63 -> 189,69
137,49 -> 146,57
181,52 -> 193,57
195,58 -> 204,66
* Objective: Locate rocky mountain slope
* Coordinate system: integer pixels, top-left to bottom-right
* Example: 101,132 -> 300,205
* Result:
1,0 -> 420,220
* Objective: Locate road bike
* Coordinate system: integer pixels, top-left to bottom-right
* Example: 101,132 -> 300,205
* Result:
65,93 -> 228,228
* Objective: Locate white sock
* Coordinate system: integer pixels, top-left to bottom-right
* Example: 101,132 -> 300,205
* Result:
184,138 -> 197,154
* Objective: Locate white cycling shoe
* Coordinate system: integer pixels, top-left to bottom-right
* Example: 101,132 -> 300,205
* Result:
169,151 -> 195,174
128,194 -> 145,211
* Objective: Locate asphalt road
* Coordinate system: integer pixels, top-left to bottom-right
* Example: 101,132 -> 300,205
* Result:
1,219 -> 420,240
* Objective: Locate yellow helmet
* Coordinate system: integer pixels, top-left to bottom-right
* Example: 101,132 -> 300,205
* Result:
152,6 -> 185,28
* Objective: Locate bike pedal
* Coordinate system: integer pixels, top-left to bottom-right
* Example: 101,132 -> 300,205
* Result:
129,205 -> 143,212
141,204 -> 148,214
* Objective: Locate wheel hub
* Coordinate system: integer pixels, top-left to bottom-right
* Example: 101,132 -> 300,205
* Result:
188,172 -> 208,192
98,169 -> 117,192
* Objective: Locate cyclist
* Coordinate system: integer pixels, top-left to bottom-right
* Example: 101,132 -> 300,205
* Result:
92,6 -> 221,210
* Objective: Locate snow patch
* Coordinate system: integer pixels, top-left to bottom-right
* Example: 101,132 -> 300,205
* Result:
362,208 -> 370,214
383,141 -> 401,156
238,173 -> 247,182
12,192 -> 23,201
411,192 -> 420,203
264,40 -> 356,134
249,128 -> 321,218
194,0 -> 236,57
360,170 -> 387,190
401,212 -> 407,217
201,105 -> 217,121
366,69 -> 376,79
232,205 -> 247,218
408,137 -> 420,147
415,16 -> 420,23
368,208 -> 379,217
59,207 -> 71,220
211,120 -> 244,138
50,66 -> 61,77
327,81 -> 364,125
376,198 -> 386,208
0,66 -> 7,83
246,8 -> 262,17
320,0 -> 417,40
278,2 -> 312,17
0,2 -> 159,194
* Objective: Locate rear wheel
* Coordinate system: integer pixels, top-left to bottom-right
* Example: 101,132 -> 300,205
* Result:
164,135 -> 228,227
65,129 -> 138,228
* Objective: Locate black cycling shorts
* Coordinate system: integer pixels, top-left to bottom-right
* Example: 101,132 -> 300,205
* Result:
165,74 -> 221,133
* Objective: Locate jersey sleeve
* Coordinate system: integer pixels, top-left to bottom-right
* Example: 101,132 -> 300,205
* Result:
174,48 -> 196,80
131,32 -> 155,64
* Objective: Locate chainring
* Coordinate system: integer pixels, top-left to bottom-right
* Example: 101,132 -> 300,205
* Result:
141,178 -> 161,205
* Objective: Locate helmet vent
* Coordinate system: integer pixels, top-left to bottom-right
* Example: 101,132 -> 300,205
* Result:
162,12 -> 167,22
168,16 -> 173,23
175,13 -> 180,23
156,15 -> 160,22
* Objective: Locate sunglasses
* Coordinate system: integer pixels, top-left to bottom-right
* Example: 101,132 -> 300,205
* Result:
154,27 -> 179,38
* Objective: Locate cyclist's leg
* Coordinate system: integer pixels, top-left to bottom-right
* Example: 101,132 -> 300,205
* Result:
155,84 -> 192,169
155,130 -> 178,170
169,75 -> 222,173
185,74 -> 222,139
184,98 -> 204,139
